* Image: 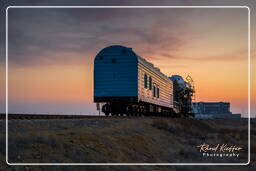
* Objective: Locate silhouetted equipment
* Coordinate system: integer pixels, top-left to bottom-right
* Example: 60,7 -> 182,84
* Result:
96,103 -> 101,116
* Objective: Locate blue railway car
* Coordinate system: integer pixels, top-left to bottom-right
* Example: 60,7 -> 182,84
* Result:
94,45 -> 194,116
94,45 -> 138,102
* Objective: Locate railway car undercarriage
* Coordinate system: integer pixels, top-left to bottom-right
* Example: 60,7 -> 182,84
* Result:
101,102 -> 178,117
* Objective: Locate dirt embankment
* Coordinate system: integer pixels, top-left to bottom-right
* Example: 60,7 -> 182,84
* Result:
0,117 -> 255,171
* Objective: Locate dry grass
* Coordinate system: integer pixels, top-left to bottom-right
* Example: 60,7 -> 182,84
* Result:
0,118 -> 255,171
152,119 -> 169,130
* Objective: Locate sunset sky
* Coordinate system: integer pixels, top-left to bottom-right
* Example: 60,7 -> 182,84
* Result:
1,1 -> 255,117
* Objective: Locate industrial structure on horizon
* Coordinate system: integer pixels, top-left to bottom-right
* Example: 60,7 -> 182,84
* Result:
192,102 -> 241,119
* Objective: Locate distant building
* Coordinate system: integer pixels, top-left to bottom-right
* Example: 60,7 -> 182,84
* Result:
193,102 -> 231,115
192,102 -> 241,119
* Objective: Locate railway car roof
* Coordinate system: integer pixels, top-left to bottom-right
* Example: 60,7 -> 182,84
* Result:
95,45 -> 172,83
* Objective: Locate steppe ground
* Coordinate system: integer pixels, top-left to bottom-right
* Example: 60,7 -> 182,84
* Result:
0,116 -> 255,171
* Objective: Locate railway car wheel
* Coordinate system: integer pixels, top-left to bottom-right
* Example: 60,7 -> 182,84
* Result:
143,107 -> 147,116
134,106 -> 139,116
126,106 -> 132,117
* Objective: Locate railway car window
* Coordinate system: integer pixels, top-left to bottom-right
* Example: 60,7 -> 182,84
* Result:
153,86 -> 156,97
157,88 -> 160,98
149,76 -> 152,90
122,49 -> 127,53
99,56 -> 103,60
111,58 -> 117,63
144,74 -> 148,88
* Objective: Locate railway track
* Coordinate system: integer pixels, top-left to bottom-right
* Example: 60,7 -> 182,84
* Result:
0,114 -> 122,120
0,113 -> 151,120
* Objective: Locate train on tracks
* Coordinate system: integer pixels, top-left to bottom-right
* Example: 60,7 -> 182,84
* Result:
94,45 -> 195,117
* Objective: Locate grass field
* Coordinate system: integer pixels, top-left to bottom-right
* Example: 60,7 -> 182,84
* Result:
0,116 -> 255,170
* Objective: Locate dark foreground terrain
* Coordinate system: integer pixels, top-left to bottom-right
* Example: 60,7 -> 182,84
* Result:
0,115 -> 255,170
